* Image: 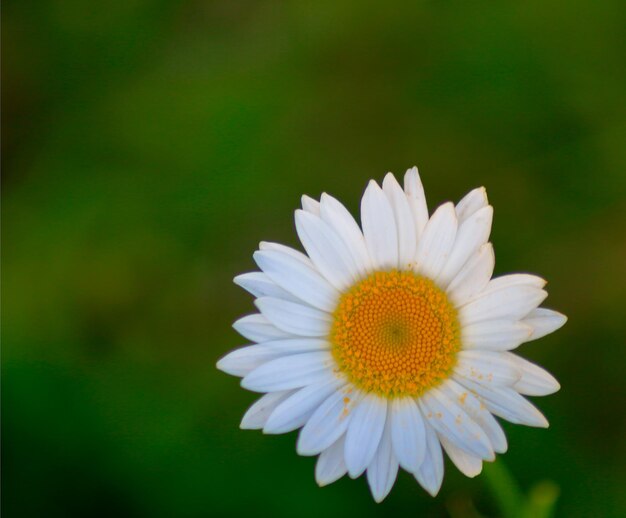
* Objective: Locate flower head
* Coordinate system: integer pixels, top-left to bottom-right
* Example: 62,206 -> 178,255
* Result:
217,167 -> 566,502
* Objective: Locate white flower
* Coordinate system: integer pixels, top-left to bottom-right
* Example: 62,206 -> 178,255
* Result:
217,167 -> 566,502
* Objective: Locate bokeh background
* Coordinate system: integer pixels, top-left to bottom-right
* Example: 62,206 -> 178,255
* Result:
3,1 -> 626,517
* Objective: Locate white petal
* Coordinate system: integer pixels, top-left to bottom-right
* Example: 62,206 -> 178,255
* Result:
361,180 -> 399,270
437,206 -> 493,287
261,338 -> 330,354
241,351 -> 335,392
523,308 -> 568,341
253,250 -> 339,312
301,194 -> 320,215
232,314 -> 293,343
440,378 -> 508,454
240,390 -> 294,429
315,435 -> 348,486
404,167 -> 429,240
415,202 -> 458,280
413,420 -> 444,496
297,386 -> 360,455
459,286 -> 548,325
455,187 -> 488,222
366,411 -> 399,503
447,243 -> 495,306
264,376 -> 345,434
295,209 -> 359,290
255,297 -> 331,337
454,350 -> 521,385
345,394 -> 387,478
216,345 -> 284,377
504,353 -> 560,396
382,173 -> 417,269
462,320 -> 534,352
419,387 -> 494,460
440,436 -> 483,477
484,273 -> 547,293
259,241 -> 314,268
319,193 -> 371,276
390,397 -> 426,472
458,378 -> 549,428
233,272 -> 300,302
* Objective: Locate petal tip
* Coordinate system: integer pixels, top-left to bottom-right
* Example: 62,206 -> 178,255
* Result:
239,419 -> 257,430
419,480 -> 441,497
295,440 -> 316,457
252,297 -> 268,312
232,320 -> 242,332
371,491 -> 387,504
382,171 -> 397,184
365,179 -> 380,192
232,273 -> 247,286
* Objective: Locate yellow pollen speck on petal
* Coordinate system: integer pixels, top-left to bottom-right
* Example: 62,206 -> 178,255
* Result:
330,270 -> 461,399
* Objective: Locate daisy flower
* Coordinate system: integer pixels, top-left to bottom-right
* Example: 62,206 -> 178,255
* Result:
217,167 -> 566,502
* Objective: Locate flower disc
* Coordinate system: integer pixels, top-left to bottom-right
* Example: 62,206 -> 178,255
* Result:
330,270 -> 460,398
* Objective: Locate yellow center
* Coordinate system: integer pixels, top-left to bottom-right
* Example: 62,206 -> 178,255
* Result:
330,270 -> 461,398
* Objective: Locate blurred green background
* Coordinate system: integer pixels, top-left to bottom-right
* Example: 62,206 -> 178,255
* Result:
3,1 -> 626,516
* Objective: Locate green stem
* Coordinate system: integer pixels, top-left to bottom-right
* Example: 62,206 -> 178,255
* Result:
522,481 -> 560,518
482,460 -> 525,518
